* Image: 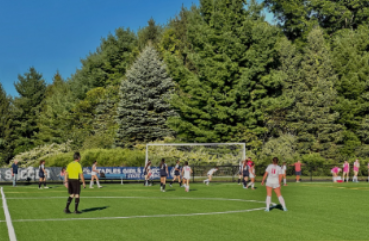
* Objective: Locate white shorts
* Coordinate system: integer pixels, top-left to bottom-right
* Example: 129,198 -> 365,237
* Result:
91,172 -> 97,175
250,173 -> 255,179
183,175 -> 191,180
266,182 -> 280,189
281,171 -> 286,175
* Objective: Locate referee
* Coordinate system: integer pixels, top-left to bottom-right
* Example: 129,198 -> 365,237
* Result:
64,152 -> 86,214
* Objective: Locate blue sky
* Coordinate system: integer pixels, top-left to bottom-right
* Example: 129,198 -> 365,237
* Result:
0,0 -> 273,96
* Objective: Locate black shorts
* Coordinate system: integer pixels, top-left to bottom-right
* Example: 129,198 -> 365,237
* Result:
174,171 -> 180,176
161,174 -> 167,177
295,171 -> 301,176
243,171 -> 249,177
68,179 -> 81,195
39,173 -> 45,178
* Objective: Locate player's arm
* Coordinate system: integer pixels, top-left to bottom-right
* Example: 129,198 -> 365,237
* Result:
42,167 -> 46,174
79,167 -> 86,188
64,171 -> 68,183
261,172 -> 268,185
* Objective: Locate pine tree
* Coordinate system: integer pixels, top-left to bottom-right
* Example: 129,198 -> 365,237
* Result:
34,72 -> 75,145
69,28 -> 138,99
287,28 -> 344,158
0,83 -> 13,164
165,0 -> 282,143
114,46 -> 176,147
12,67 -> 46,154
138,18 -> 163,50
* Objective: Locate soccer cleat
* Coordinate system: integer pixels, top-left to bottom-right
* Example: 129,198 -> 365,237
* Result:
264,208 -> 269,212
44,187 -> 49,189
89,187 -> 94,189
162,190 -> 166,192
64,209 -> 71,214
283,207 -> 288,212
98,186 -> 102,188
74,210 -> 82,214
39,187 -> 42,189
170,184 -> 172,187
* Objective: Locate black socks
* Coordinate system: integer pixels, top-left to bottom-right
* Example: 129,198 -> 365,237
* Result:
75,198 -> 80,211
66,197 -> 72,210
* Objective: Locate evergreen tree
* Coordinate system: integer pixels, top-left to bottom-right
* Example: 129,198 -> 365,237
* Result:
69,27 -> 138,99
165,0 -> 282,143
114,46 -> 176,147
0,83 -> 13,164
265,0 -> 369,43
287,28 -> 344,158
34,72 -> 75,145
12,67 -> 46,154
138,18 -> 163,49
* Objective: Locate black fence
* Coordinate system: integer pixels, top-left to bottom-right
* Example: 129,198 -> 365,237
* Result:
189,164 -> 369,182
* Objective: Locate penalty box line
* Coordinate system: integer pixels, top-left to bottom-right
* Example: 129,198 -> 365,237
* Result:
1,187 -> 17,241
1,207 -> 266,223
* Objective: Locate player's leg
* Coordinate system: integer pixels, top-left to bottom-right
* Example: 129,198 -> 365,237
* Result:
283,174 -> 287,186
274,187 -> 287,211
265,186 -> 272,211
90,175 -> 95,188
160,177 -> 163,191
163,177 -> 167,192
95,175 -> 101,188
238,174 -> 242,185
178,176 -> 181,187
206,175 -> 212,185
39,177 -> 43,189
43,177 -> 48,188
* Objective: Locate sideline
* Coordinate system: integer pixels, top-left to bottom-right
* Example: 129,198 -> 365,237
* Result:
1,187 -> 17,241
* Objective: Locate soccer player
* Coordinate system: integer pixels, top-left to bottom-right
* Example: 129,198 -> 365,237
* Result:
331,166 -> 341,183
64,152 -> 86,214
261,157 -> 287,212
342,160 -> 349,183
170,160 -> 181,187
203,167 -> 219,186
11,160 -> 19,187
292,160 -> 303,182
144,161 -> 152,186
246,162 -> 256,190
242,160 -> 249,189
281,162 -> 287,186
181,161 -> 192,192
353,159 -> 360,183
90,161 -> 102,188
237,160 -> 244,185
159,159 -> 169,192
38,160 -> 48,189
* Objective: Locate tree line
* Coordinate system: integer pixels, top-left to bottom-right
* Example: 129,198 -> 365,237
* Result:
1,0 -> 369,166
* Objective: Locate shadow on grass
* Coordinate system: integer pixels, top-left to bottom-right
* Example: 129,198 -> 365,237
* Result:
82,206 -> 109,213
270,204 -> 283,211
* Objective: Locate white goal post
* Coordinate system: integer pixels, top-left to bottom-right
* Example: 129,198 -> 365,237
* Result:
145,143 -> 246,166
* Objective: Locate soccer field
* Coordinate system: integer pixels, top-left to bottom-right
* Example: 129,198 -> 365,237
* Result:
1,182 -> 369,241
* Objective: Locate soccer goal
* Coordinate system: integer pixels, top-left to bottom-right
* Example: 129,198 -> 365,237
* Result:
145,143 -> 246,182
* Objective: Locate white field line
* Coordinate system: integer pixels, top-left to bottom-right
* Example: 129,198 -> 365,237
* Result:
6,196 -> 267,204
1,187 -> 17,241
4,207 -> 265,223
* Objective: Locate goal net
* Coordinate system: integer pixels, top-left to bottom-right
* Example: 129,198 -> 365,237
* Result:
145,143 -> 246,181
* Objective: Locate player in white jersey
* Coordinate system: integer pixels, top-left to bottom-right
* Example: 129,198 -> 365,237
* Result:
144,161 -> 152,186
281,162 -> 287,186
261,157 -> 287,212
90,161 -> 102,188
170,160 -> 181,187
203,167 -> 219,186
246,162 -> 256,190
182,161 -> 192,192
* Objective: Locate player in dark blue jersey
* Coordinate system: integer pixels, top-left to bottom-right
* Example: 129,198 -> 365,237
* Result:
170,160 -> 181,187
159,159 -> 169,192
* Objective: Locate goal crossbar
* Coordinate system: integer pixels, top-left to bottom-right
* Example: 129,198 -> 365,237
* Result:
145,143 -> 246,165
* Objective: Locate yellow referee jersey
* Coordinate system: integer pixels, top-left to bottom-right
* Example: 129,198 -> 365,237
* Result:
66,161 -> 83,179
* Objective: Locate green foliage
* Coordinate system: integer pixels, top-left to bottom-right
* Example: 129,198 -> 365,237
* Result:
287,28 -> 344,158
114,46 -> 176,147
12,67 -> 47,155
265,0 -> 369,44
260,134 -> 298,161
43,148 -> 145,168
0,83 -> 13,164
138,18 -> 163,50
166,0 -> 282,143
69,27 -> 138,99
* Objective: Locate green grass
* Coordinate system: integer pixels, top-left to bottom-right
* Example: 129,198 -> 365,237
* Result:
1,182 -> 369,241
